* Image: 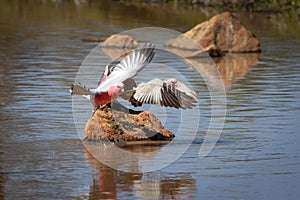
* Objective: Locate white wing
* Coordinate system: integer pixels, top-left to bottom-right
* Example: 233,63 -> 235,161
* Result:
93,43 -> 155,93
164,78 -> 197,99
131,78 -> 197,109
133,78 -> 164,105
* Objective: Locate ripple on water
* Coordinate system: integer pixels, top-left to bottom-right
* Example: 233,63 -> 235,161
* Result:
0,6 -> 300,199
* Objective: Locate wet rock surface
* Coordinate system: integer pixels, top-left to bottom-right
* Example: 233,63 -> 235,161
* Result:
84,103 -> 174,143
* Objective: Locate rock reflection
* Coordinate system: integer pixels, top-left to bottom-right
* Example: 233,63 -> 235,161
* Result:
83,139 -> 175,174
166,47 -> 260,89
85,149 -> 141,199
83,141 -> 140,173
101,47 -> 131,60
84,149 -> 196,199
213,53 -> 260,89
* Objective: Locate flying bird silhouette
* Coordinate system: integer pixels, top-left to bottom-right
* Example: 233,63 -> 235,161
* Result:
70,43 -> 197,112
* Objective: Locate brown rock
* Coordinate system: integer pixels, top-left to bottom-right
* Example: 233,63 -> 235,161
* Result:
204,44 -> 224,57
101,34 -> 138,49
84,102 -> 174,143
166,12 -> 260,53
102,47 -> 132,60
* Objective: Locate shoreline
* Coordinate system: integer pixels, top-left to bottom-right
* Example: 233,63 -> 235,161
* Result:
117,0 -> 300,14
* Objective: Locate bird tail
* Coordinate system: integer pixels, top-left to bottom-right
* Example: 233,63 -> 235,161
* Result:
70,83 -> 91,100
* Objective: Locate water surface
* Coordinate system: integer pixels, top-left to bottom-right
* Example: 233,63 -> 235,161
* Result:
0,1 -> 300,199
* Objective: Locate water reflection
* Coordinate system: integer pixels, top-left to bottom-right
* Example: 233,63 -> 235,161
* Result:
0,0 -> 299,199
85,149 -> 140,199
102,47 -> 130,60
213,53 -> 260,89
166,47 -> 260,89
85,149 -> 196,199
0,162 -> 4,199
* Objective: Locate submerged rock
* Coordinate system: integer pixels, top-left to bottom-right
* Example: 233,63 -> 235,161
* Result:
84,103 -> 174,143
166,12 -> 261,53
101,34 -> 138,48
82,37 -> 108,43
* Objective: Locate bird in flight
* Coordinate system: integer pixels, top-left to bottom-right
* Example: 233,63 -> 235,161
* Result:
70,43 -> 197,113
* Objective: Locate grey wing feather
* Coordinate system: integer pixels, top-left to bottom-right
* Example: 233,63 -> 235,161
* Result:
119,90 -> 135,101
118,78 -> 137,100
164,83 -> 197,109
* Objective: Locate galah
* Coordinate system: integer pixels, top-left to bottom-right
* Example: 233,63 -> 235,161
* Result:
71,43 -> 197,111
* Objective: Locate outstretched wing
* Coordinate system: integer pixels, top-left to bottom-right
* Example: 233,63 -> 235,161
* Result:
164,78 -> 197,99
93,43 -> 155,93
129,78 -> 197,109
97,59 -> 120,85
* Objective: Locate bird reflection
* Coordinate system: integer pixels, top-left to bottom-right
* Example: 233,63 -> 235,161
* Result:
84,149 -> 196,199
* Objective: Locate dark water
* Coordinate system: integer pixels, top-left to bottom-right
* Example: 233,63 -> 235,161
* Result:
1,1 -> 300,199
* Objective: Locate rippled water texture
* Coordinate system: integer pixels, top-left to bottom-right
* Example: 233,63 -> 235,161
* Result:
0,1 -> 300,199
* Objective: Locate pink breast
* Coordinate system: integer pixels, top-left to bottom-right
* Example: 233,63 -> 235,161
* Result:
94,92 -> 111,106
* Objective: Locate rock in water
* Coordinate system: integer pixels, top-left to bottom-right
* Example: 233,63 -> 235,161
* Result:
82,37 -> 108,43
166,12 -> 260,53
84,103 -> 174,143
101,34 -> 138,49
